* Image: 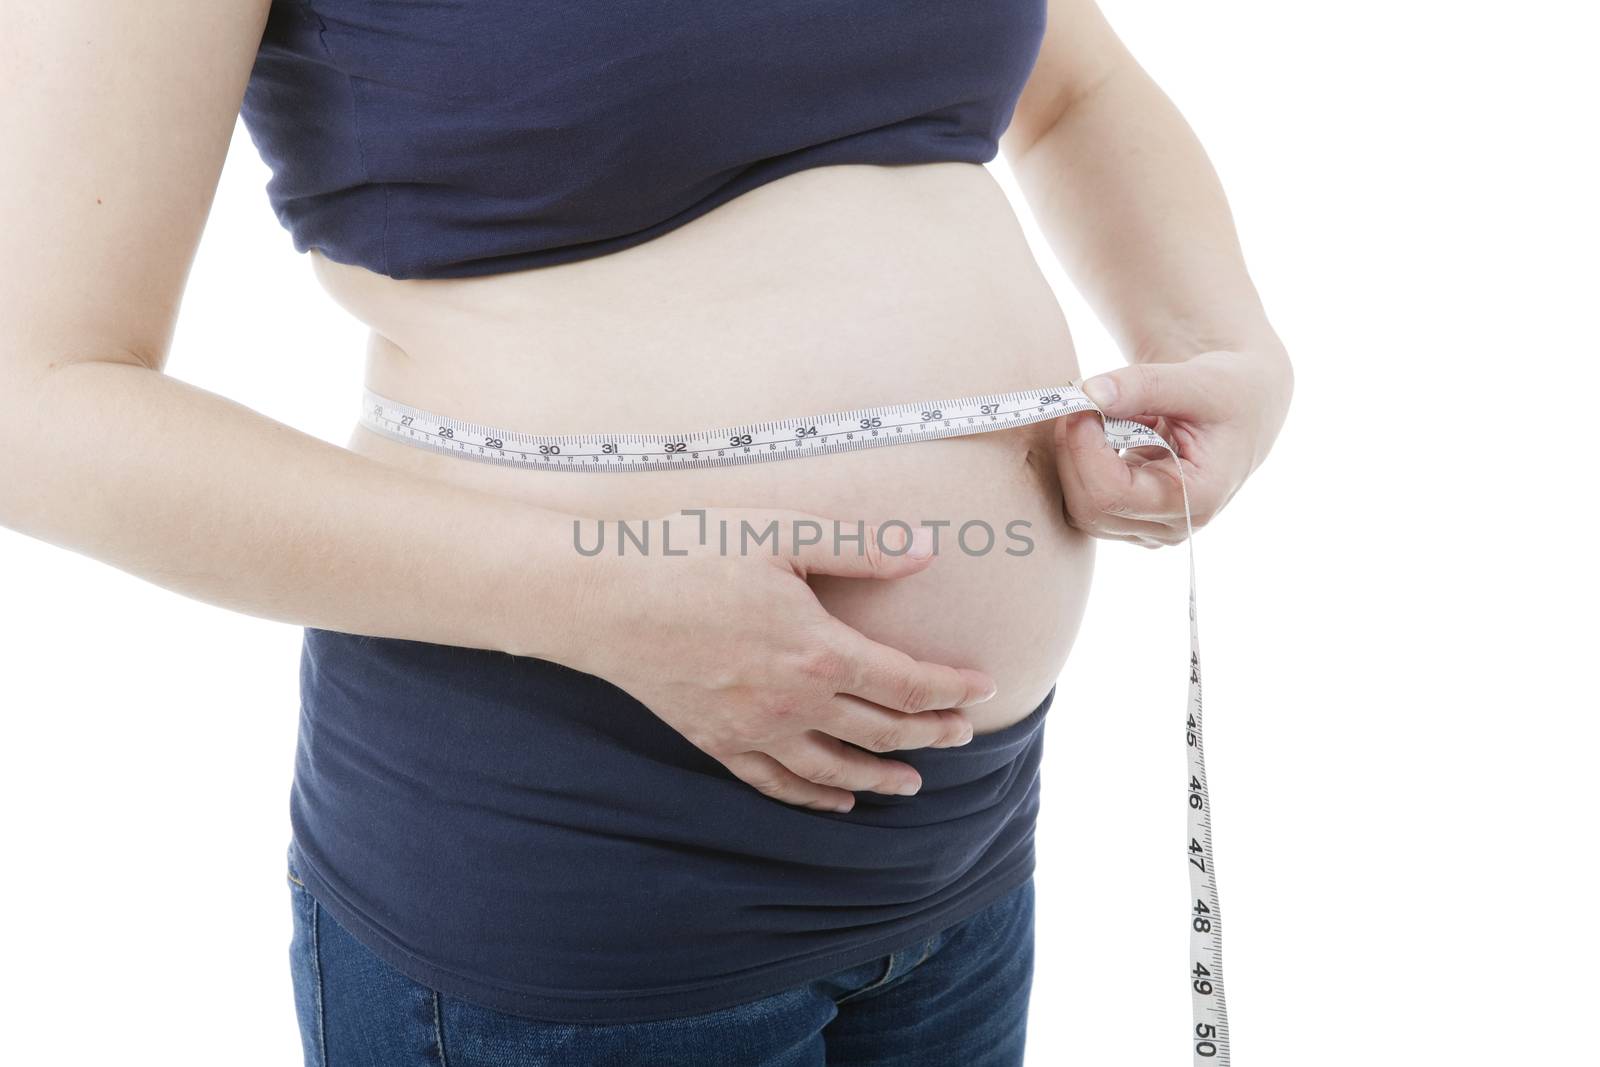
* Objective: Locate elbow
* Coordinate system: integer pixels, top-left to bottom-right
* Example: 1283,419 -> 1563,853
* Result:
3,343 -> 164,401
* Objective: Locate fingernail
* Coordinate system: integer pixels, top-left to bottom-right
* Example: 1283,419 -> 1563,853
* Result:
879,523 -> 911,553
895,778 -> 922,796
833,799 -> 855,813
1082,376 -> 1117,409
954,727 -> 974,746
971,682 -> 998,705
907,527 -> 934,559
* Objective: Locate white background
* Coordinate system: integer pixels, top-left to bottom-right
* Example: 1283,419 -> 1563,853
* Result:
3,3 -> 1594,1064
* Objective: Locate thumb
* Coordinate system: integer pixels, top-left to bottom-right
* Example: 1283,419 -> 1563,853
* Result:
787,519 -> 938,580
1081,362 -> 1228,422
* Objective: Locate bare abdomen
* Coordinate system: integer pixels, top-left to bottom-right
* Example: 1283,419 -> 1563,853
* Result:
321,160 -> 1095,733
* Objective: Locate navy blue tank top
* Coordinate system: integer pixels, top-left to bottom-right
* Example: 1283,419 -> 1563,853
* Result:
239,0 -> 1047,278
252,1 -> 1055,1024
290,628 -> 1050,1023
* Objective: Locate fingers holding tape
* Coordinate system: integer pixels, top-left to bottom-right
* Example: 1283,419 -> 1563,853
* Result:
1055,413 -> 1197,536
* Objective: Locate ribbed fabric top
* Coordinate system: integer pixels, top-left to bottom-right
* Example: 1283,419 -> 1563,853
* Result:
238,0 -> 1047,279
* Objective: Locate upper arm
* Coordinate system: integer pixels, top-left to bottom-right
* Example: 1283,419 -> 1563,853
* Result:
0,0 -> 272,380
1001,0 -> 1138,162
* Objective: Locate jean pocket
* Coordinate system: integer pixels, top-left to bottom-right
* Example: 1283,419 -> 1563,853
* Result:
285,843 -> 325,1067
286,840 -> 309,892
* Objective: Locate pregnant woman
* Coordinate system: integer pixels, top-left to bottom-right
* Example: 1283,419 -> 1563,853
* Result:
2,1 -> 1292,1064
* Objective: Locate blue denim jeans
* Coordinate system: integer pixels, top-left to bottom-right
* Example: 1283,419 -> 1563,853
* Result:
286,845 -> 1035,1067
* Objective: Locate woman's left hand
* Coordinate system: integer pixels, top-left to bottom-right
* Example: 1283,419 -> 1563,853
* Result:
1052,346 -> 1294,546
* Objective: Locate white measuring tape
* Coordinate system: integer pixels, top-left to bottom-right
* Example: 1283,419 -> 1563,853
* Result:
361,383 -> 1230,1063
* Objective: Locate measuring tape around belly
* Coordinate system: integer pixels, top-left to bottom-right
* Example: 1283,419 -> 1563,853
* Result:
360,383 -> 1231,1064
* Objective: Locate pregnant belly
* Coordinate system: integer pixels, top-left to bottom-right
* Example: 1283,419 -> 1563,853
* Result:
318,161 -> 1095,734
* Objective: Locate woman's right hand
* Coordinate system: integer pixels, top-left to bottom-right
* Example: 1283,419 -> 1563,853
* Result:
568,507 -> 996,813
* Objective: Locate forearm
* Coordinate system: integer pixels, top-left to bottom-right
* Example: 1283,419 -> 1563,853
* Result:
1008,61 -> 1287,370
0,359 -> 595,663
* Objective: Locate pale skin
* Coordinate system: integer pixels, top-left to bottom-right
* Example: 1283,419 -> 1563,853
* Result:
0,1 -> 1291,813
